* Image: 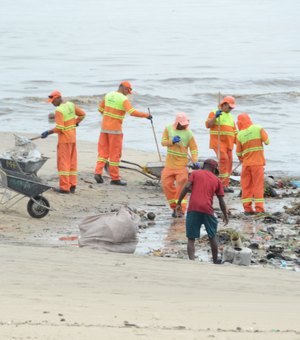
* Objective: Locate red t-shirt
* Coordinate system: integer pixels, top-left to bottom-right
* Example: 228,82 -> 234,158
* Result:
187,170 -> 224,215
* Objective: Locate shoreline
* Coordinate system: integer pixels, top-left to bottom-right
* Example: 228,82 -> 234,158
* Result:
0,130 -> 299,268
0,131 -> 300,339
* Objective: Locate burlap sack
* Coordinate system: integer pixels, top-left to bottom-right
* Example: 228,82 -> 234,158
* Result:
78,207 -> 140,253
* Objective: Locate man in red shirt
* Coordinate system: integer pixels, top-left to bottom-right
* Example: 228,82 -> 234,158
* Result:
176,159 -> 228,263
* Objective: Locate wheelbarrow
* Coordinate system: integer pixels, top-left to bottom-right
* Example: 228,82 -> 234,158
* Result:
0,157 -> 52,218
0,156 -> 48,176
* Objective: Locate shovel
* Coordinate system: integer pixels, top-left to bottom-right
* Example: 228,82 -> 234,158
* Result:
30,135 -> 42,141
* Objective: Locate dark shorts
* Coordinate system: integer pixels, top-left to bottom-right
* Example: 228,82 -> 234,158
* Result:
186,211 -> 218,239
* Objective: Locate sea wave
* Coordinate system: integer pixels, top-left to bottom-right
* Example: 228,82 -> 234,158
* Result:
16,89 -> 300,106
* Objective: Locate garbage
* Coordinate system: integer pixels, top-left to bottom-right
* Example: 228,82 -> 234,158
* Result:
147,212 -> 156,220
78,206 -> 140,253
290,180 -> 300,188
59,235 -> 78,241
264,181 -> 278,197
0,135 -> 41,162
284,203 -> 300,216
230,231 -> 243,249
222,246 -> 252,266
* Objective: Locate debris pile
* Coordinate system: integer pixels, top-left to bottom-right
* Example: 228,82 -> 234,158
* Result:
0,135 -> 41,162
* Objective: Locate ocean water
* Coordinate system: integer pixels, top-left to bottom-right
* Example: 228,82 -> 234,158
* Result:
1,0 -> 300,174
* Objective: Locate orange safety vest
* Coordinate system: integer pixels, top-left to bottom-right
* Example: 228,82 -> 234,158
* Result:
236,124 -> 269,166
55,102 -> 77,143
206,109 -> 237,150
161,125 -> 198,169
100,92 -> 129,133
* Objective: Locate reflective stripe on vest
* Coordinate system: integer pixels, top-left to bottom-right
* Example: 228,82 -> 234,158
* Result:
166,125 -> 193,147
166,125 -> 193,158
210,110 -> 235,136
55,102 -> 76,131
237,125 -> 264,156
103,92 -> 126,120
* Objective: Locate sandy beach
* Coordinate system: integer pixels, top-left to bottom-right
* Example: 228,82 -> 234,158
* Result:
0,131 -> 299,340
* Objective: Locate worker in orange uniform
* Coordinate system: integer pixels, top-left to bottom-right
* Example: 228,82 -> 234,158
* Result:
41,90 -> 86,194
161,112 -> 199,217
94,81 -> 152,186
205,96 -> 237,192
236,113 -> 270,214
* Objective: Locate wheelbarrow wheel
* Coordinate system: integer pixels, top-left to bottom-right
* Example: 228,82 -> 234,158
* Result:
27,195 -> 50,218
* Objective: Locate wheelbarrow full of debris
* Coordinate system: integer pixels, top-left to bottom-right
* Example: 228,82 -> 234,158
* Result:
0,135 -> 52,218
0,158 -> 52,218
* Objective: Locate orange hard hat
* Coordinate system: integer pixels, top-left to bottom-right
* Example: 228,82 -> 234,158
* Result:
220,96 -> 236,109
47,90 -> 62,103
120,81 -> 132,94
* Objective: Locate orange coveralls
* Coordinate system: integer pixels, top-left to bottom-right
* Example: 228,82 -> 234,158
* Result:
161,124 -> 198,213
236,113 -> 270,213
95,91 -> 148,180
205,110 -> 237,187
52,102 -> 86,191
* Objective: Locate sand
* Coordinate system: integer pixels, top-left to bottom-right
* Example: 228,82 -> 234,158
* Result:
0,131 -> 299,340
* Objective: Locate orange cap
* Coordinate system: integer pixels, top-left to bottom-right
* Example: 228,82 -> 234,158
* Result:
174,112 -> 189,128
120,81 -> 132,94
47,90 -> 62,103
220,96 -> 236,109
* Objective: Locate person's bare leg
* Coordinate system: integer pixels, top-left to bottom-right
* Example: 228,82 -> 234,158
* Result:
187,238 -> 195,260
209,236 -> 219,263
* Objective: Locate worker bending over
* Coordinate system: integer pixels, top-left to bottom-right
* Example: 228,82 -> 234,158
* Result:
161,112 -> 199,217
205,96 -> 237,191
236,113 -> 270,214
41,90 -> 86,194
176,159 -> 228,263
94,81 -> 152,186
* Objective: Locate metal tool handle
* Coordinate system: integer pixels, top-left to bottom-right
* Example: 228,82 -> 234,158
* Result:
217,92 -> 221,163
30,135 -> 42,141
148,108 -> 162,162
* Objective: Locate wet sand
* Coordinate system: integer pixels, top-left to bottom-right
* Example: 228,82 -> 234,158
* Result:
0,131 -> 299,339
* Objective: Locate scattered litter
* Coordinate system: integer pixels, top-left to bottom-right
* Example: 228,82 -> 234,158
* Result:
59,235 -> 78,241
290,180 -> 300,188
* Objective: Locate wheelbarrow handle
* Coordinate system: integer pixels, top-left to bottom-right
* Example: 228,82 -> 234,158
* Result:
119,165 -> 158,180
121,159 -> 144,170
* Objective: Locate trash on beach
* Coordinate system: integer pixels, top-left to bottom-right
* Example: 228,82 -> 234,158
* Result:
0,135 -> 42,162
290,180 -> 300,188
264,180 -> 278,197
222,246 -> 252,266
230,231 -> 243,249
284,202 -> 300,216
78,206 -> 140,253
59,235 -> 78,241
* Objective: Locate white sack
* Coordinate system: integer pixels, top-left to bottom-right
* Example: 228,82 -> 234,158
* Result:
222,246 -> 252,266
78,207 -> 140,253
